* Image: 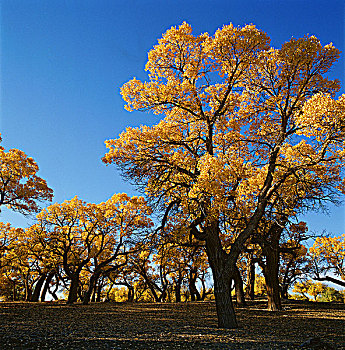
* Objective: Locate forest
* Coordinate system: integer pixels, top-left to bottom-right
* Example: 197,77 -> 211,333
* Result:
1,22 -> 345,341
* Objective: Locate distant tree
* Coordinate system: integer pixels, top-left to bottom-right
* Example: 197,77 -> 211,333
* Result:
35,194 -> 152,304
318,286 -> 344,302
309,234 -> 345,287
0,134 -> 53,214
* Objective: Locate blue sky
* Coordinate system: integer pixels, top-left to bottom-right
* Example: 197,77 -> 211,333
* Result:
1,0 -> 344,233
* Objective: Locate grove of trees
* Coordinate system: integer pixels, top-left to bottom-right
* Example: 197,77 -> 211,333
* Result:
1,23 -> 345,330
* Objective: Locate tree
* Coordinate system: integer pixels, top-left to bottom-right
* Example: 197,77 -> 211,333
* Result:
309,234 -> 345,287
292,280 -> 326,301
82,194 -> 153,305
35,194 -> 153,304
103,23 -> 344,328
279,225 -> 311,299
0,134 -> 53,214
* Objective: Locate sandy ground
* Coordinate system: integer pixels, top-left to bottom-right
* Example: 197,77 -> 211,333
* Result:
0,299 -> 344,349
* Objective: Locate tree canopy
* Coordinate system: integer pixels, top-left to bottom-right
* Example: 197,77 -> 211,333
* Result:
0,134 -> 53,214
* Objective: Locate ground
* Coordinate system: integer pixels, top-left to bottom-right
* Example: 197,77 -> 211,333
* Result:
0,299 -> 344,349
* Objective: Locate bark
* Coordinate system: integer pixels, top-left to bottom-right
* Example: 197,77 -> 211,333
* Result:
234,266 -> 246,306
213,271 -> 237,328
262,244 -> 282,311
67,274 -> 80,304
31,273 -> 47,302
245,252 -> 255,300
205,222 -> 238,328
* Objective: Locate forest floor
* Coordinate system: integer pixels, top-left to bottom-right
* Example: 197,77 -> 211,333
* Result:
0,299 -> 344,349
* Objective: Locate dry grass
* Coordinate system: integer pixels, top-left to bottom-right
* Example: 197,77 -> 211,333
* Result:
0,299 -> 344,349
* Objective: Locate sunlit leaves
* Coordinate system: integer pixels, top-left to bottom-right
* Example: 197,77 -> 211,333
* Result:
0,135 -> 53,213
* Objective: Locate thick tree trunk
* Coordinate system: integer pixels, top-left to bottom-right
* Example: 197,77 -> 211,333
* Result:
41,271 -> 54,302
262,246 -> 282,311
175,277 -> 182,302
67,274 -> 80,304
213,272 -> 237,328
234,266 -> 246,306
205,222 -> 238,329
245,253 -> 255,300
31,273 -> 47,302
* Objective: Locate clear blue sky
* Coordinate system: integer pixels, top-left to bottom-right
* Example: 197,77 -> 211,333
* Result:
1,0 -> 344,233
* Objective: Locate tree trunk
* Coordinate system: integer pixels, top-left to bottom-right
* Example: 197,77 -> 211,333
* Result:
31,273 -> 47,302
175,277 -> 182,302
263,245 -> 282,311
280,284 -> 289,299
96,283 -> 102,302
41,271 -> 54,302
213,272 -> 237,328
127,284 -> 134,302
205,222 -> 238,328
189,269 -> 201,301
245,252 -> 255,300
234,266 -> 246,306
67,274 -> 80,304
24,278 -> 32,301
83,273 -> 99,305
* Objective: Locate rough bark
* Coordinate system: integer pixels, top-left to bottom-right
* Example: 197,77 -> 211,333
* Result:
262,244 -> 282,311
205,222 -> 238,329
